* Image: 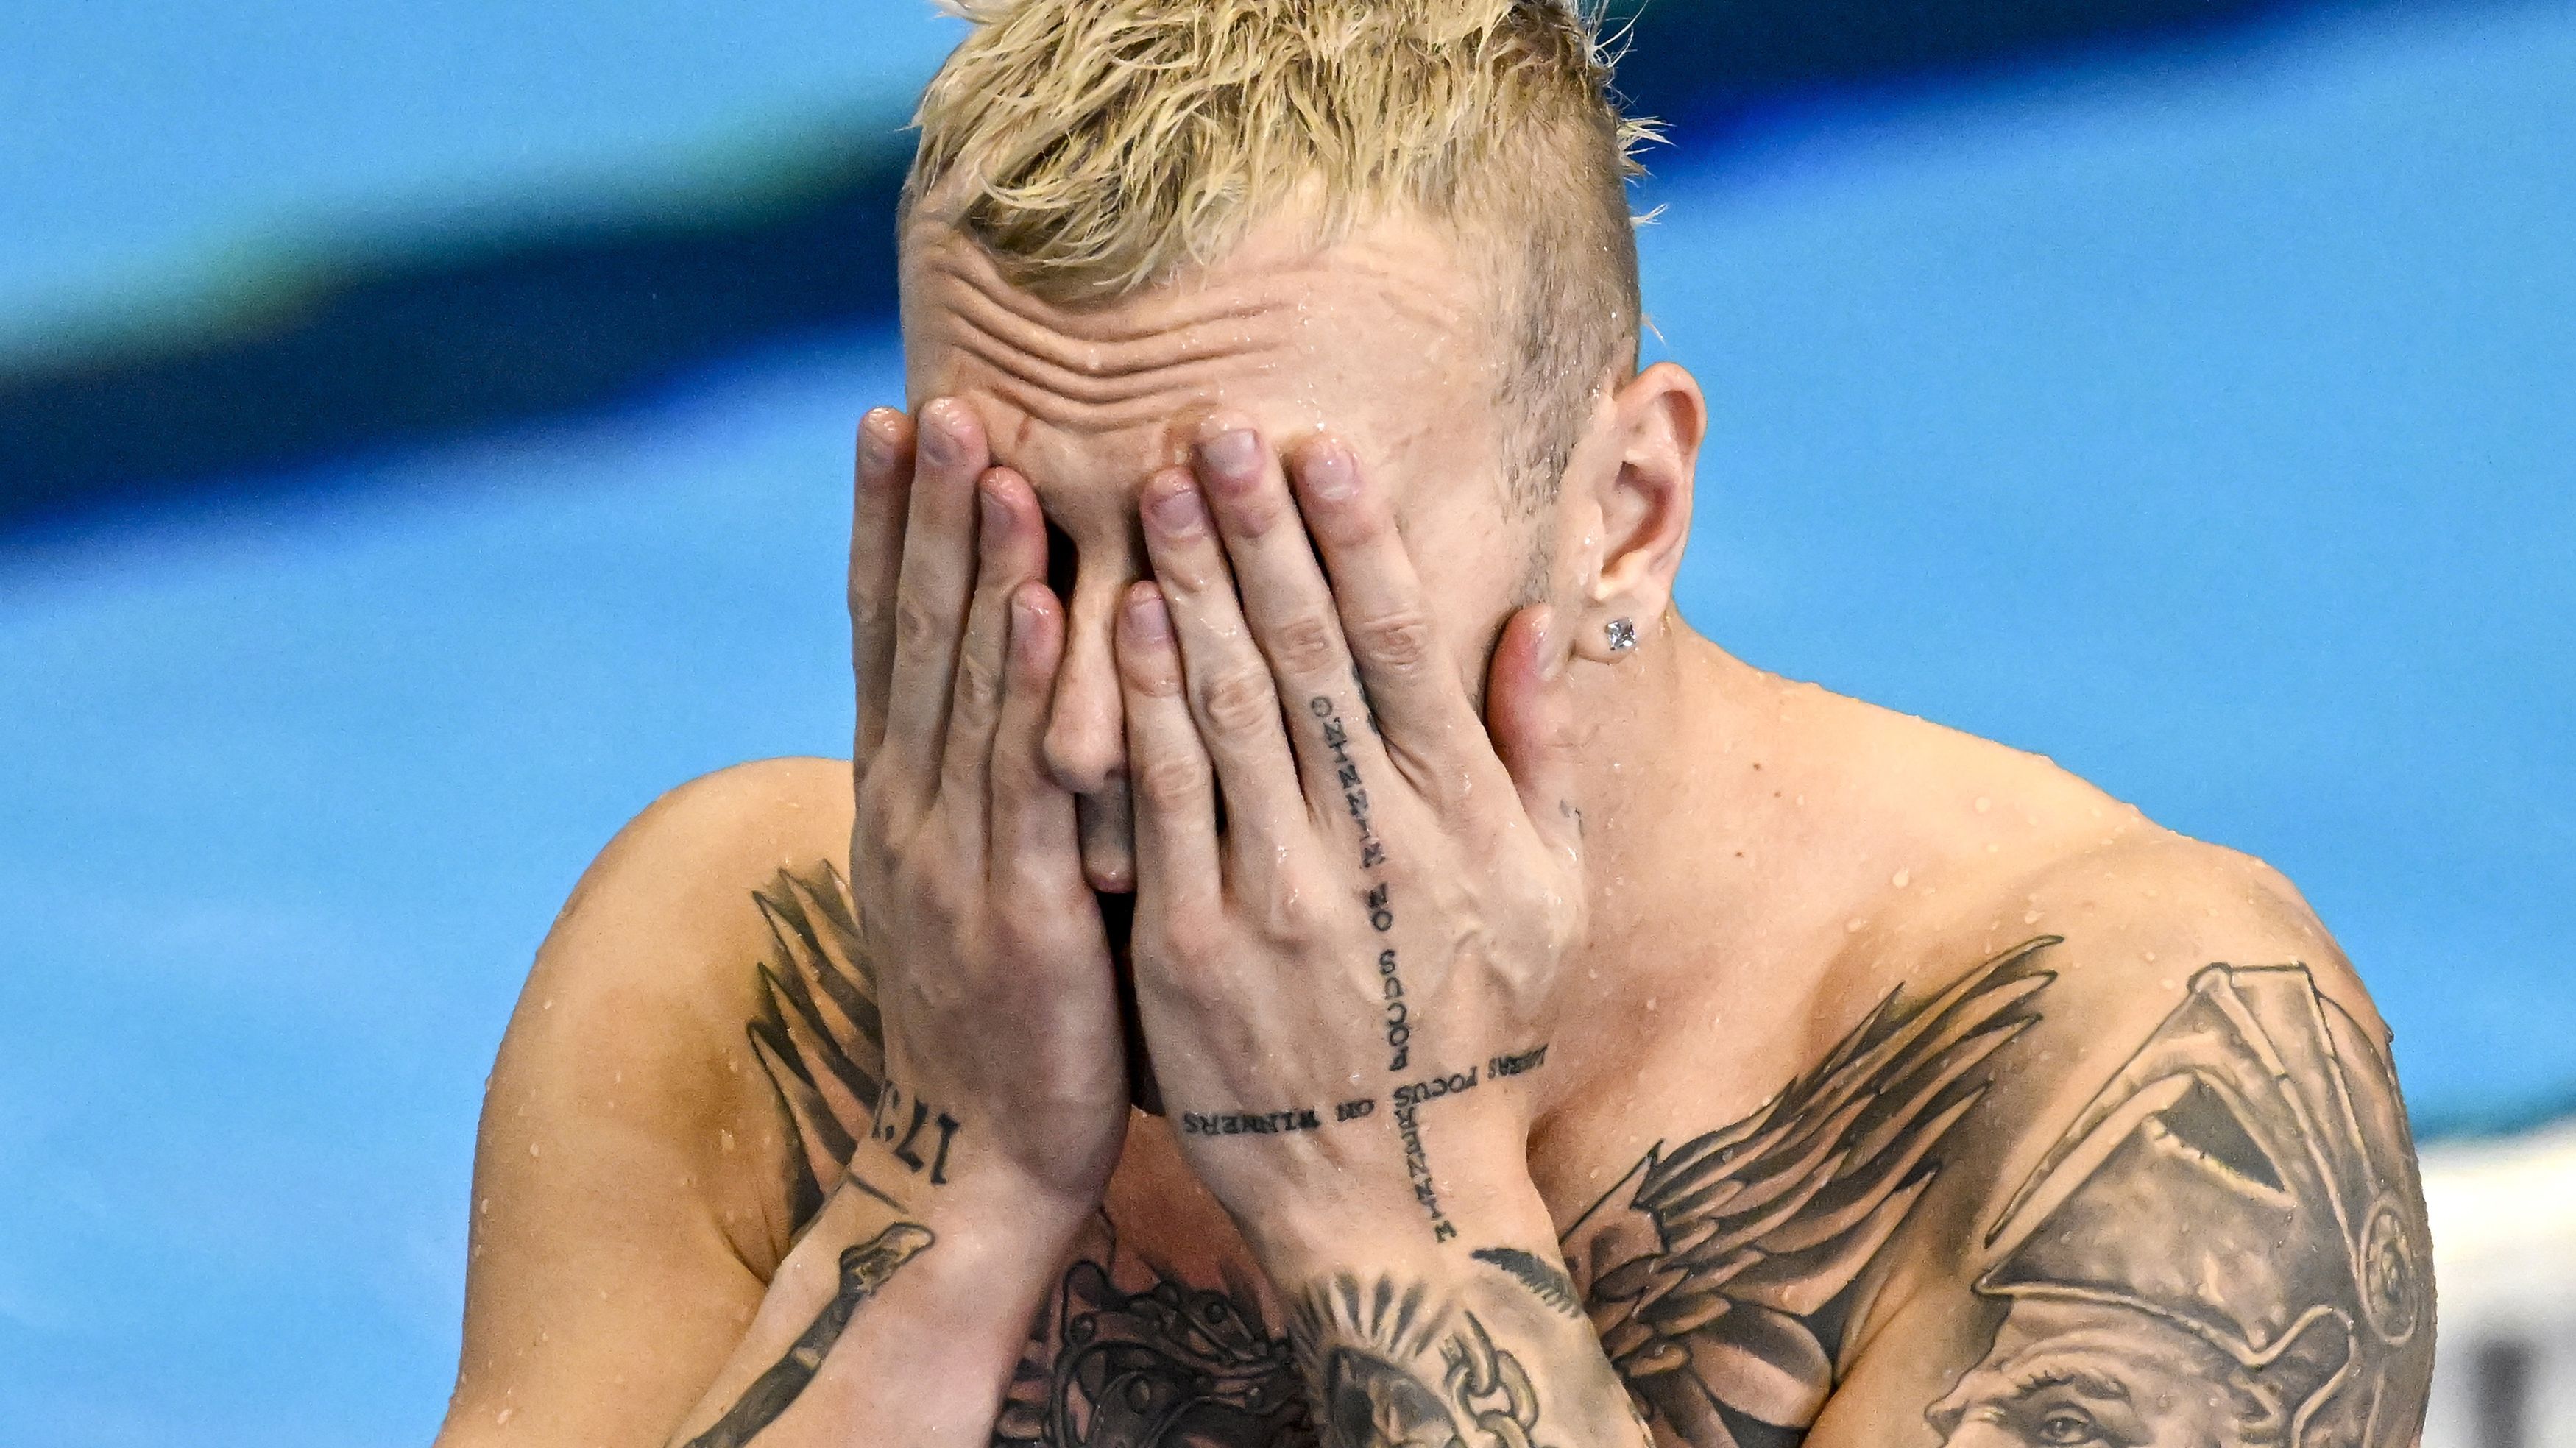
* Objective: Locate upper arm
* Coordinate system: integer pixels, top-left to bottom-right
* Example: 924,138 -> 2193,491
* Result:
1810,842 -> 2436,1448
436,758 -> 864,1447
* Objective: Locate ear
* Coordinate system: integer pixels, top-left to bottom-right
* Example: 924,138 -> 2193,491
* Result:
1566,361 -> 1705,664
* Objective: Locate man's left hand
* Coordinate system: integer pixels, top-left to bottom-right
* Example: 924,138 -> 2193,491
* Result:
1111,413 -> 1586,1270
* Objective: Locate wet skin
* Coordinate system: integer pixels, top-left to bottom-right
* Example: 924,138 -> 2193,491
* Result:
433,207 -> 2431,1448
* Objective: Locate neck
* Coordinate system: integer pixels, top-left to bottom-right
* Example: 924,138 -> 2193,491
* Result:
1556,610 -> 1788,957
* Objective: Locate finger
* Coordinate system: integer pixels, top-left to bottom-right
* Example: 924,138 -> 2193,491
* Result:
989,582 -> 1085,892
882,399 -> 993,801
849,408 -> 915,759
1114,582 -> 1220,912
1136,466 -> 1306,845
1284,433 -> 1496,796
937,466 -> 1050,835
1187,416 -> 1384,820
1485,605 -> 1584,862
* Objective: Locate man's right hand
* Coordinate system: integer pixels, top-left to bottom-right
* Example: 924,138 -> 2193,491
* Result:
844,398 -> 1129,1229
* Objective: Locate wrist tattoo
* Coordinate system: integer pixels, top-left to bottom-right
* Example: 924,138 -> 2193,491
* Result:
684,1223 -> 934,1448
867,1080 -> 960,1186
1181,1107 -> 1325,1137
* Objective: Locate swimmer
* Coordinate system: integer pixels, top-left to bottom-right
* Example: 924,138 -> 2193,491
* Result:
433,4 -> 2434,1447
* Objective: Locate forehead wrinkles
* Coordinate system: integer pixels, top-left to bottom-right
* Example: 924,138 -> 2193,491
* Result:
918,246 -> 1307,435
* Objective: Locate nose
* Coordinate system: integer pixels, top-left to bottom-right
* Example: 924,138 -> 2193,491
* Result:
1043,622 -> 1125,795
1044,586 -> 1136,892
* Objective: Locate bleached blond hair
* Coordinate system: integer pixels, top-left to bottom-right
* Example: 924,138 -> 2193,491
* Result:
907,0 -> 1659,506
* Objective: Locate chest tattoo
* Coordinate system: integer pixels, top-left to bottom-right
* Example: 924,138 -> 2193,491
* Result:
746,868 -> 2427,1448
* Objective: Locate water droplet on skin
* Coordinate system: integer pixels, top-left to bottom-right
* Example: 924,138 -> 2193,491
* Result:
1975,796 -> 1991,813
720,1130 -> 736,1153
1892,867 -> 1911,890
2142,951 -> 2157,963
1846,918 -> 1866,934
2023,910 -> 2041,925
542,997 -> 553,1011
495,1408 -> 515,1427
528,1142 -> 539,1158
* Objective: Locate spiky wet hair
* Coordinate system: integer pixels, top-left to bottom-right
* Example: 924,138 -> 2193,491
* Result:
907,0 -> 1660,506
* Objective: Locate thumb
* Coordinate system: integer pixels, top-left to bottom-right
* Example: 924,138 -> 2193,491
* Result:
1485,603 -> 1583,860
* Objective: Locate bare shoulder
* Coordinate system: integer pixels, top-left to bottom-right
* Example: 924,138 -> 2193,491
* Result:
488,753 -> 860,1263
1813,792 -> 2434,1445
439,757 -> 863,1447
1563,691 -> 2433,1448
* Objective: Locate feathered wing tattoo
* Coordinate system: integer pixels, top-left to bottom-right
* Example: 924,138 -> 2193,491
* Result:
1561,938 -> 2060,1448
744,864 -> 887,1232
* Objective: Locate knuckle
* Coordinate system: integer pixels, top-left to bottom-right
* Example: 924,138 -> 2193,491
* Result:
1144,912 -> 1220,974
854,774 -> 908,842
1197,667 -> 1280,739
1230,491 -> 1289,536
1119,645 -> 1186,698
952,652 -> 1003,723
1136,752 -> 1209,810
893,597 -> 947,659
1351,608 -> 1437,674
1270,613 -> 1345,678
1249,875 -> 1325,944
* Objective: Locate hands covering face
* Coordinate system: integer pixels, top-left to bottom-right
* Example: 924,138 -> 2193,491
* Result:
847,398 -> 1586,1257
1113,416 -> 1587,1258
845,400 -> 1129,1224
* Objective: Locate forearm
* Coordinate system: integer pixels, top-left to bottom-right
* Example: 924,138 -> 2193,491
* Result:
665,1171 -> 1078,1448
1251,1178 -> 1651,1448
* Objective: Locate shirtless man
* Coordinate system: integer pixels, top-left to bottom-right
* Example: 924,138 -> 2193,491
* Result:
432,4 -> 2436,1447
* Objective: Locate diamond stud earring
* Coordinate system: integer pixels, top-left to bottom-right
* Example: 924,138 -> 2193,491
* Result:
1606,617 -> 1638,653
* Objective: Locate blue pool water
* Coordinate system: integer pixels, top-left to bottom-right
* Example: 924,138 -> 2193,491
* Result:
1,1 -> 2570,1441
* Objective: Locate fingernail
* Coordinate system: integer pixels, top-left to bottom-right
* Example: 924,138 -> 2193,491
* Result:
1195,426 -> 1261,483
1303,444 -> 1357,503
1126,586 -> 1172,643
1148,482 -> 1207,536
858,411 -> 897,469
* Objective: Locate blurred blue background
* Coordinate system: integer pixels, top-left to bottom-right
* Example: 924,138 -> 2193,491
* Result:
1,1 -> 2569,1442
